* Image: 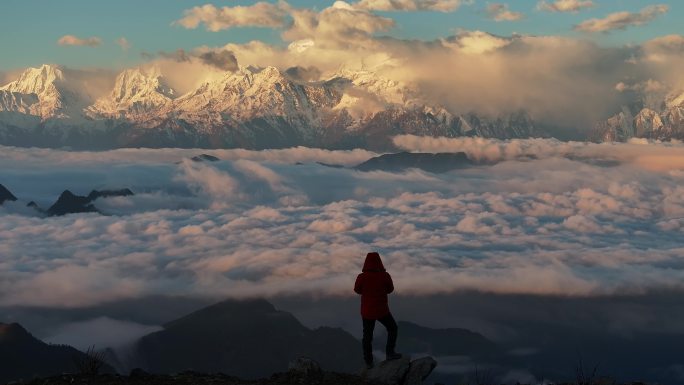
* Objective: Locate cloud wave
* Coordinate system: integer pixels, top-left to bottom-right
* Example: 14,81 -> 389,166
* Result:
2,140 -> 684,307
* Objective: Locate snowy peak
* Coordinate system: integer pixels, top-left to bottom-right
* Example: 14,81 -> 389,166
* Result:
111,68 -> 175,102
173,65 -> 342,122
88,68 -> 175,119
0,64 -> 64,96
593,87 -> 684,142
665,90 -> 684,108
0,64 -> 86,119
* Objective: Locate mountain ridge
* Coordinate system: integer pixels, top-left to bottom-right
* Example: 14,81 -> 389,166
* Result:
0,64 -> 542,150
591,89 -> 684,142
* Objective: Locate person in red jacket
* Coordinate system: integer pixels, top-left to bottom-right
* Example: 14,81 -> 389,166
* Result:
354,252 -> 402,369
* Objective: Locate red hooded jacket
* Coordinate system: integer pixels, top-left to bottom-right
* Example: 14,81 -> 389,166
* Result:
354,252 -> 394,319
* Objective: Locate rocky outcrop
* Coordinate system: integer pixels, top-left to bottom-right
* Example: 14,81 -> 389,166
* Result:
363,356 -> 437,385
403,358 -> 438,385
191,154 -> 220,162
47,189 -> 134,216
0,184 -> 17,205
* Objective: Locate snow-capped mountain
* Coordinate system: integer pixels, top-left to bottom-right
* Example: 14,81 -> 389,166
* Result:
87,68 -> 175,119
592,90 -> 684,142
168,65 -> 342,127
0,64 -> 89,120
0,64 -> 542,150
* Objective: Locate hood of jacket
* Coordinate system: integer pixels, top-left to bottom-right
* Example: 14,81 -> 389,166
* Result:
362,252 -> 386,272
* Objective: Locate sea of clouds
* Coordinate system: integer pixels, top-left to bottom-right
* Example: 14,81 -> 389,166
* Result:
2,136 -> 684,308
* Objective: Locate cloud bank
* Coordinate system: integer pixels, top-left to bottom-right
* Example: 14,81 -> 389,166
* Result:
2,139 -> 684,307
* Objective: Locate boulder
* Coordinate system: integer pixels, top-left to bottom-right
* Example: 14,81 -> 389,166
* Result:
405,357 -> 437,385
365,356 -> 411,385
288,357 -> 322,376
364,356 -> 437,385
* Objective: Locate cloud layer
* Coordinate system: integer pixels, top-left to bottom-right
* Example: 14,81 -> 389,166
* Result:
2,139 -> 684,307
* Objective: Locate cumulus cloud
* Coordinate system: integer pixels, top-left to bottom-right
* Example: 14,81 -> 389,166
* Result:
486,3 -> 523,22
57,35 -> 102,47
574,5 -> 669,33
615,79 -> 666,93
3,141 -> 684,306
197,49 -> 238,71
156,48 -> 192,62
537,0 -> 593,13
115,37 -> 131,51
354,0 -> 467,12
174,2 -> 289,31
211,27 -> 638,128
139,47 -> 240,92
284,66 -> 322,82
282,1 -> 395,48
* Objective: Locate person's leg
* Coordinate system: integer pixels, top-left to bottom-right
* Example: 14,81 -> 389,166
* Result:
378,313 -> 399,358
362,318 -> 376,366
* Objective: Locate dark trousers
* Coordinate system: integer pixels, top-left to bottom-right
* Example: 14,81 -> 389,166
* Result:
362,313 -> 398,364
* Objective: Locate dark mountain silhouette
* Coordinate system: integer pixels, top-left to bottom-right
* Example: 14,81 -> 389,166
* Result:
316,162 -> 345,169
0,184 -> 17,205
0,322 -> 113,383
47,190 -> 97,216
47,189 -> 134,216
374,321 -> 497,357
191,154 -> 220,162
87,188 -> 134,201
135,299 -> 363,379
355,152 -> 473,173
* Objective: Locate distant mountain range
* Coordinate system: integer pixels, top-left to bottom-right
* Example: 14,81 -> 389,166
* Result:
591,89 -> 684,141
0,299 -> 496,383
2,64 -> 684,148
0,64 -> 542,150
0,183 -> 133,216
354,152 -> 473,173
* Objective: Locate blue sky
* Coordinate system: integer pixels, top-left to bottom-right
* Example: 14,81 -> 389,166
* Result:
0,0 -> 681,70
